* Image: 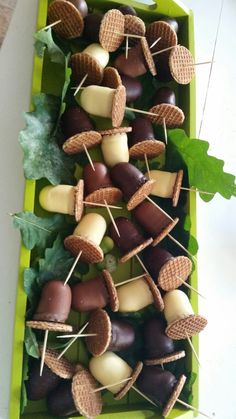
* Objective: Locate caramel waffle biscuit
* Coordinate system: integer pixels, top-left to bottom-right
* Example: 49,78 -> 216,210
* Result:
72,367 -> 103,419
124,15 -> 145,45
169,45 -> 195,84
41,347 -> 75,379
70,53 -> 104,85
146,20 -> 177,54
114,361 -> 143,400
26,320 -> 72,333
163,375 -> 186,417
127,179 -> 154,210
102,67 -> 122,89
64,235 -> 104,263
120,238 -> 153,264
102,270 -> 119,312
129,139 -> 165,159
111,85 -> 126,127
99,9 -> 125,52
74,179 -> 84,222
166,314 -> 208,340
85,187 -> 122,206
152,217 -> 179,247
172,170 -> 183,207
158,256 -> 192,291
143,274 -> 164,312
63,131 -> 102,154
145,350 -> 186,366
148,104 -> 185,127
85,309 -> 111,356
48,0 -> 84,39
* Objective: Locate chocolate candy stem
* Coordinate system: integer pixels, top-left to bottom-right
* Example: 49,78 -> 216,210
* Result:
104,199 -> 120,237
64,250 -> 82,286
176,275 -> 205,299
92,377 -> 132,393
152,44 -> 179,57
185,332 -> 201,367
74,73 -> 88,96
57,322 -> 88,359
83,143 -> 95,171
39,20 -> 61,32
40,329 -> 49,376
176,399 -> 212,419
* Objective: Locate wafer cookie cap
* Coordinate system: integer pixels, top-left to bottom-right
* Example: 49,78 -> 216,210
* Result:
124,15 -> 145,46
63,131 -> 102,155
99,9 -> 125,52
163,374 -> 186,417
111,85 -> 126,128
172,170 -> 184,207
146,20 -> 177,54
72,367 -> 103,419
129,140 -> 165,160
148,104 -> 185,127
145,350 -> 186,366
102,270 -> 119,312
26,320 -> 73,333
166,314 -> 208,340
127,179 -> 154,210
114,361 -> 143,400
120,238 -> 153,264
64,235 -> 104,263
74,179 -> 84,222
70,53 -> 104,85
48,0 -> 84,39
102,67 -> 122,89
158,255 -> 192,291
169,45 -> 195,84
40,347 -> 75,379
85,309 -> 111,357
85,187 -> 122,206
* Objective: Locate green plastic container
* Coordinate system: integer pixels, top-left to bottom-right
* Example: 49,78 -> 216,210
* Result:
9,1 -> 197,418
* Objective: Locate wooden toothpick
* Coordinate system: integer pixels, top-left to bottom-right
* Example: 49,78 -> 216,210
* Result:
64,250 -> 82,286
180,187 -> 215,196
115,274 -> 146,287
74,73 -> 88,97
150,36 -> 162,49
125,35 -> 129,59
185,60 -> 213,68
144,195 -> 174,222
125,106 -> 160,118
186,332 -> 201,367
144,154 -> 151,180
176,275 -> 205,299
83,202 -> 123,210
152,44 -> 179,57
135,254 -> 151,277
92,377 -> 132,393
167,234 -> 197,262
104,199 -> 120,237
40,329 -> 49,376
57,322 -> 89,360
176,399 -> 213,419
39,20 -> 61,32
57,333 -> 97,338
83,144 -> 95,171
132,386 -> 158,407
163,117 -> 167,144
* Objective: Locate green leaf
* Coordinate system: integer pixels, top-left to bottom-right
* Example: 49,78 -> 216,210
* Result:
19,93 -> 75,185
11,211 -> 66,251
24,327 -> 40,359
34,28 -> 65,65
20,350 -> 29,414
166,129 -> 236,201
24,268 -> 39,308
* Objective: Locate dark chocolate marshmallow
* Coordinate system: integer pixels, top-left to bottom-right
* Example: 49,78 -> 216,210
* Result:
47,380 -> 76,416
26,358 -> 62,401
143,247 -> 174,282
33,280 -> 72,323
108,319 -> 135,352
68,0 -> 88,17
83,14 -> 103,43
110,162 -> 148,201
61,106 -> 94,139
71,276 -> 109,312
120,74 -> 143,103
114,42 -> 147,78
83,162 -> 113,195
152,87 -> 176,106
133,201 -> 171,237
143,318 -> 175,359
108,217 -> 144,254
128,117 -> 155,147
163,18 -> 179,33
118,5 -> 137,16
137,365 -> 177,407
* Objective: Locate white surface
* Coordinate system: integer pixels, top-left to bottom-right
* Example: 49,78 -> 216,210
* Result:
0,1 -> 235,419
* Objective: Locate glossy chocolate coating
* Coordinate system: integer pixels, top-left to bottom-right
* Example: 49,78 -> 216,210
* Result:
26,358 -> 61,401
108,319 -> 135,352
110,162 -> 147,201
143,318 -> 175,359
133,201 -> 171,236
143,247 -> 173,282
33,280 -> 72,323
108,217 -> 144,253
83,162 -> 113,195
128,117 -> 155,147
83,14 -> 103,43
71,276 -> 109,312
120,74 -> 143,103
152,87 -> 176,106
118,5 -> 137,16
68,0 -> 88,17
114,42 -> 147,78
61,107 -> 94,139
155,54 -> 172,83
163,18 -> 179,33
137,365 -> 177,406
47,380 -> 76,416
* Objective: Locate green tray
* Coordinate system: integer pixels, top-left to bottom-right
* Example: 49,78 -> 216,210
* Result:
9,1 -> 197,418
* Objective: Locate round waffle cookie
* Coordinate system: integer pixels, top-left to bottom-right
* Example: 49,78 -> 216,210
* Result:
145,350 -> 186,366
72,367 -> 103,419
114,361 -> 143,400
63,131 -> 102,155
102,67 -> 122,89
166,314 -> 208,340
85,309 -> 112,356
127,179 -> 155,210
124,15 -> 146,45
152,217 -> 179,247
74,180 -> 84,222
140,37 -> 157,76
41,347 -> 75,379
163,374 -> 186,417
158,255 -> 192,291
47,0 -> 84,39
129,139 -> 165,159
148,104 -> 185,127
172,170 -> 184,207
120,238 -> 153,264
99,9 -> 125,52
143,274 -> 164,312
64,235 -> 104,263
85,187 -> 122,206
111,85 -> 126,127
70,53 -> 104,86
99,127 -> 132,136
146,20 -> 177,54
26,321 -> 73,333
169,45 -> 195,84
102,269 -> 119,312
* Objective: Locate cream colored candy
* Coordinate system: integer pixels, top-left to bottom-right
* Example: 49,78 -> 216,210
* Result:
147,170 -> 178,198
73,213 -> 106,245
164,290 -> 194,325
80,86 -> 114,118
101,133 -> 129,167
83,43 -> 109,68
39,185 -> 75,215
117,278 -> 154,312
89,352 -> 132,394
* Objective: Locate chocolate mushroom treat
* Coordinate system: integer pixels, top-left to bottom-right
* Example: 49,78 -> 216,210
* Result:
100,127 -> 130,168
143,318 -> 185,365
152,87 -> 176,106
143,247 -> 192,291
110,162 -> 154,210
128,117 -> 165,159
47,365 -> 102,418
71,270 -> 119,312
148,86 -> 185,129
147,169 -> 184,207
47,0 -> 88,39
64,213 -> 106,263
108,217 -> 153,263
83,162 -> 122,205
136,365 -> 186,417
120,74 -> 143,103
117,274 -> 164,313
61,106 -> 102,155
26,349 -> 75,401
164,290 -> 208,340
85,309 -> 135,356
133,200 -> 179,246
89,351 -> 143,399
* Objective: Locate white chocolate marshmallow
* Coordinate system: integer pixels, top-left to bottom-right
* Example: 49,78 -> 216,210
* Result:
147,170 -> 178,198
117,278 -> 154,312
80,86 -> 114,119
73,213 -> 106,245
101,133 -> 129,167
164,290 -> 194,325
89,352 -> 132,394
39,185 -> 75,215
83,43 -> 109,68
